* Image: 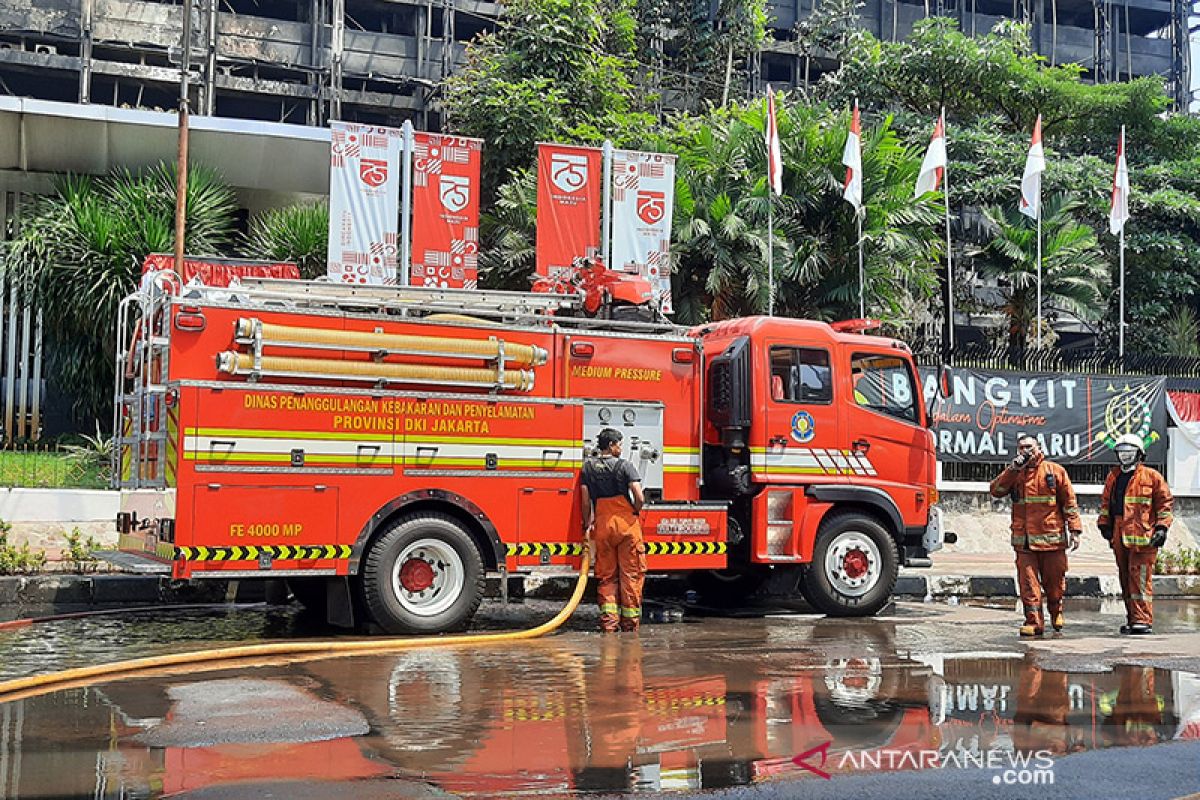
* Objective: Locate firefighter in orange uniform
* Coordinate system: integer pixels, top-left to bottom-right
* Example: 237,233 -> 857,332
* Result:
1097,433 -> 1172,635
581,428 -> 647,632
1013,654 -> 1073,755
989,434 -> 1082,637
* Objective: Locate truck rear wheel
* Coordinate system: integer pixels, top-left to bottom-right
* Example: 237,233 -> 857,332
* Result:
801,512 -> 898,617
361,512 -> 485,634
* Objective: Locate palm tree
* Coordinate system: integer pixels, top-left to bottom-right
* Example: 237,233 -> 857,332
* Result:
4,164 -> 238,424
968,194 -> 1106,354
245,202 -> 329,279
670,97 -> 942,327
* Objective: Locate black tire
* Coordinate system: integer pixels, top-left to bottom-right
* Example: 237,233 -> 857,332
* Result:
361,512 -> 485,634
687,567 -> 768,607
286,577 -> 328,613
801,512 -> 898,617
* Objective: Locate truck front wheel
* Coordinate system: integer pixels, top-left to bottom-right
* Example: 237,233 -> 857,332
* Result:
801,512 -> 898,617
361,513 -> 485,634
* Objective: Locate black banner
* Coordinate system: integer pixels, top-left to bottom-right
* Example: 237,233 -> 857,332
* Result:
919,368 -> 1167,464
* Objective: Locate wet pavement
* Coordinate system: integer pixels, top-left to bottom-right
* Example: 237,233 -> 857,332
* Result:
0,599 -> 1198,799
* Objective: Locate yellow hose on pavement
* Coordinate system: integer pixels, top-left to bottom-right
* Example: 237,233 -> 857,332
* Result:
0,554 -> 589,705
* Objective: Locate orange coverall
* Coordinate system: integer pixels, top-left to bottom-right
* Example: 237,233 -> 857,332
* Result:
1097,464 -> 1173,627
989,453 -> 1082,631
594,496 -> 647,632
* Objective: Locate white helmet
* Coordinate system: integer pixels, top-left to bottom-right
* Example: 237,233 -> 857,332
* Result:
1114,433 -> 1144,471
1114,433 -> 1145,454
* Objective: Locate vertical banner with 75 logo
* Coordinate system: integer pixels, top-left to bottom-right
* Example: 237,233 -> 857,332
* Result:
410,132 -> 483,289
610,149 -> 677,313
536,143 -> 603,277
327,121 -> 403,284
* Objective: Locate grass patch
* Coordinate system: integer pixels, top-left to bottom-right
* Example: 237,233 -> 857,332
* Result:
0,448 -> 109,490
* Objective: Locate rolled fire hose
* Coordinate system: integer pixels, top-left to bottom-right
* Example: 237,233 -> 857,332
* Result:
217,352 -> 536,392
0,553 -> 589,705
237,318 -> 548,367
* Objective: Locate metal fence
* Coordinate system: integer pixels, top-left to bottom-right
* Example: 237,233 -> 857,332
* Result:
0,270 -> 44,445
912,337 -> 1200,379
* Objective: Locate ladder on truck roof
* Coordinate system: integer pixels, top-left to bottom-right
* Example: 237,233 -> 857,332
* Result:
191,278 -> 681,334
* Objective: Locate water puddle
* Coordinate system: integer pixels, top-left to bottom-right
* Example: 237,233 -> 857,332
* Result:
0,613 -> 1196,797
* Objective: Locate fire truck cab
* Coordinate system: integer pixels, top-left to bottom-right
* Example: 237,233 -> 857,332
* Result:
111,274 -> 944,633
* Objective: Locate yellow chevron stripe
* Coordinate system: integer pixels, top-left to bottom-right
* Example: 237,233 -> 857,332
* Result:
175,544 -> 352,562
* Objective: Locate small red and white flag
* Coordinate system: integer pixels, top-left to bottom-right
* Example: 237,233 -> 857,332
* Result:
914,111 -> 947,198
1019,115 -> 1044,220
766,86 -> 783,196
842,101 -> 863,210
1110,126 -> 1130,235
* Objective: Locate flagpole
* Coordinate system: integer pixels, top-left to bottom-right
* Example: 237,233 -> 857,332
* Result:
941,109 -> 953,353
1119,227 -> 1125,360
768,193 -> 775,316
1035,210 -> 1043,349
857,209 -> 866,318
400,119 -> 414,286
601,139 -> 613,269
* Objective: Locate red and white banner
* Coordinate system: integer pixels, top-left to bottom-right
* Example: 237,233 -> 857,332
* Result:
1110,125 -> 1130,235
914,112 -> 946,198
411,132 -> 482,289
610,148 -> 677,313
1020,115 -> 1044,220
536,143 -> 602,277
842,101 -> 862,210
327,121 -> 403,284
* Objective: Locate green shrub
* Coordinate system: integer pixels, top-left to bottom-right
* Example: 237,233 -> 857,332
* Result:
62,526 -> 101,574
0,519 -> 47,575
1154,546 -> 1200,575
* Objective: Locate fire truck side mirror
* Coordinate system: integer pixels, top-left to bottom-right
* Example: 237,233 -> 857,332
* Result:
708,336 -> 752,450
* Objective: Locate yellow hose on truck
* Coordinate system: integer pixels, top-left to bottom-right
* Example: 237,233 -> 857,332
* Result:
0,554 -> 589,705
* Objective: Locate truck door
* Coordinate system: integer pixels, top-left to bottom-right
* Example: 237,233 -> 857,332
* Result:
839,351 -> 933,517
752,343 -> 843,484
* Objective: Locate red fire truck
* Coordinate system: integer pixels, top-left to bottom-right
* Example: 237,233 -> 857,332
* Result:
111,273 -> 946,633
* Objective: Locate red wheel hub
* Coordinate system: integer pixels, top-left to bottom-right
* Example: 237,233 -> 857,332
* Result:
399,558 -> 435,592
842,549 -> 869,579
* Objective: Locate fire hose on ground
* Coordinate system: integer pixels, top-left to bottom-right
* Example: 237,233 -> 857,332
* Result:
0,553 -> 589,705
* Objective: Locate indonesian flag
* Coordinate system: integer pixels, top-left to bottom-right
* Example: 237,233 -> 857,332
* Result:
914,112 -> 947,198
1110,125 -> 1130,235
842,100 -> 862,210
766,86 -> 783,196
1019,115 -> 1044,220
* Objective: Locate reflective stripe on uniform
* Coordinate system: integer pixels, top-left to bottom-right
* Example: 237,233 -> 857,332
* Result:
600,603 -> 619,614
1126,496 -> 1153,505
619,606 -> 641,618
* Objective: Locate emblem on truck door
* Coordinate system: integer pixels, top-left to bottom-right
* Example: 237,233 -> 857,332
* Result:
790,410 -> 816,443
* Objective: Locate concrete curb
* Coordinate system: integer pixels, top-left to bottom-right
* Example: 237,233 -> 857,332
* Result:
0,575 -> 243,610
1,572 -> 1197,613
893,574 -> 1200,598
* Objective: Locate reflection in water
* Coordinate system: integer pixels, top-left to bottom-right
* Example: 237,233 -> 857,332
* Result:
0,617 -> 1195,797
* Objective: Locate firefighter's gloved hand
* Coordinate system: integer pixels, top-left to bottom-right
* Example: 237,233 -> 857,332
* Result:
1150,526 -> 1168,548
1099,524 -> 1113,542
1069,530 -> 1081,552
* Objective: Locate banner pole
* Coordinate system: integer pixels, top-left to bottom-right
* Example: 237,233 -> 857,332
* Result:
400,120 -> 414,286
1035,210 -> 1043,349
601,139 -> 613,269
857,210 -> 865,319
942,111 -> 953,354
767,193 -> 774,317
1118,228 -> 1125,361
